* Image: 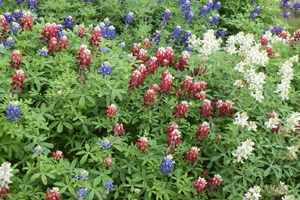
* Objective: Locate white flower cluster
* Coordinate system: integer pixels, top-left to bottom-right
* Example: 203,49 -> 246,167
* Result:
262,30 -> 290,45
188,30 -> 222,62
246,44 -> 269,67
232,139 -> 255,163
287,145 -> 299,160
226,32 -> 255,56
274,55 -> 299,100
0,162 -> 14,190
284,112 -> 300,133
243,68 -> 266,102
243,186 -> 261,200
233,112 -> 257,131
282,195 -> 295,200
265,115 -> 280,129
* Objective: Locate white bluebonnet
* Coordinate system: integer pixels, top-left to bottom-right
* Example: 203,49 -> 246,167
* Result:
232,139 -> 255,163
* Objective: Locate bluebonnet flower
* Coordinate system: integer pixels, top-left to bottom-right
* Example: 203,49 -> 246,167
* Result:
84,0 -> 93,2
214,30 -> 218,36
32,145 -> 45,154
99,138 -> 112,150
72,170 -> 89,181
150,30 -> 161,45
39,47 -> 50,56
28,0 -> 39,10
169,26 -> 182,45
206,0 -> 214,12
159,9 -> 171,26
219,28 -> 227,38
264,24 -> 287,36
107,26 -> 116,40
185,11 -> 194,25
185,45 -> 193,52
125,12 -> 134,26
0,44 -> 7,55
64,16 -> 74,30
77,187 -> 89,199
118,42 -> 125,49
181,30 -> 192,45
103,18 -> 110,27
198,6 -> 209,18
101,48 -> 109,55
180,0 -> 191,13
13,10 -> 23,23
56,24 -> 65,38
207,16 -> 213,26
4,37 -> 15,47
251,0 -> 257,3
291,1 -> 300,13
214,2 -> 221,11
0,0 -> 3,6
5,101 -> 21,122
248,6 -> 260,21
15,0 -> 24,5
37,17 -> 44,24
212,14 -> 220,26
126,53 -> 134,61
280,0 -> 291,11
119,0 -> 125,4
4,12 -> 14,24
159,155 -> 175,177
283,12 -> 291,19
99,22 -> 107,34
10,22 -> 21,36
103,180 -> 115,193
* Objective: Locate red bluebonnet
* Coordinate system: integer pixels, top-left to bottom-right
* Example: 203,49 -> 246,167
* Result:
142,38 -> 151,48
10,69 -> 26,95
207,174 -> 223,190
174,51 -> 190,71
104,104 -> 118,120
9,50 -> 23,69
185,147 -> 200,165
46,187 -> 61,200
0,15 -> 10,40
159,70 -> 174,94
53,150 -> 64,161
166,129 -> 182,150
143,89 -> 157,107
137,137 -> 149,153
196,122 -> 210,143
173,101 -> 189,119
113,123 -> 125,136
103,157 -> 113,167
200,99 -> 212,118
193,177 -> 207,195
20,11 -> 33,31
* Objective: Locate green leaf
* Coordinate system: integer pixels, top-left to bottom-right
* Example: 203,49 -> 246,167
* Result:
80,154 -> 89,165
264,167 -> 272,177
79,96 -> 85,107
57,122 -> 63,133
63,122 -> 73,129
41,174 -> 47,185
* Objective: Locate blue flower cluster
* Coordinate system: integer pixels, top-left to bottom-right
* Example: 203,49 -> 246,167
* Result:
169,26 -> 182,45
207,14 -> 220,26
32,145 -> 45,154
0,0 -> 3,6
248,6 -> 260,21
279,0 -> 300,18
159,155 -> 175,177
14,10 -> 23,23
0,44 -> 6,55
125,12 -> 134,26
77,187 -> 89,199
103,180 -> 115,193
219,28 -> 228,39
101,48 -> 109,55
97,62 -> 112,78
180,30 -> 193,45
179,0 -> 193,25
15,0 -> 24,5
198,0 -> 221,18
150,30 -> 162,45
98,18 -> 116,40
118,42 -> 125,49
64,16 -> 74,30
159,9 -> 171,26
5,101 -> 21,122
84,0 -> 93,2
39,47 -> 50,56
72,170 -> 89,181
10,22 -> 21,36
4,37 -> 15,47
99,138 -> 112,150
264,24 -> 287,36
119,0 -> 125,4
283,12 -> 291,19
28,0 -> 39,10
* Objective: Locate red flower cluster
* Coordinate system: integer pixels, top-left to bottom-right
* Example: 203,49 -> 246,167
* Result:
10,69 -> 26,95
77,28 -> 87,39
165,123 -> 179,136
213,99 -> 234,117
194,65 -> 207,76
46,187 -> 61,200
129,64 -> 147,90
155,47 -> 174,67
143,89 -> 157,107
166,129 -> 181,150
104,104 -> 118,120
264,45 -> 273,58
131,43 -> 141,56
293,29 -> 300,43
185,147 -> 200,165
136,49 -> 148,64
0,15 -> 9,40
88,26 -> 102,47
259,36 -> 268,46
48,37 -> 60,55
0,186 -> 11,199
9,50 -> 23,69
142,38 -> 151,48
137,137 -> 150,153
200,99 -> 212,118
41,23 -> 58,43
193,174 -> 223,196
159,70 -> 175,94
259,35 -> 281,59
58,36 -> 69,50
145,57 -> 158,75
76,45 -> 92,71
269,111 -> 280,133
273,53 -> 282,59
103,157 -> 113,167
195,122 -> 210,143
20,11 -> 33,32
53,150 -> 64,161
193,177 -> 207,195
176,76 -> 207,100
113,123 -> 125,137
174,51 -> 190,71
173,101 -> 189,119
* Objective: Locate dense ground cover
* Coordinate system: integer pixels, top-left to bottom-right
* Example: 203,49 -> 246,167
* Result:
0,0 -> 300,199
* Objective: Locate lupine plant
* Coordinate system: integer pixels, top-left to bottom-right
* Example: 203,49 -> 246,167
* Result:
0,0 -> 300,199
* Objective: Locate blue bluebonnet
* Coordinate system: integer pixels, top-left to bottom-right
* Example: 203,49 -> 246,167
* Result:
4,37 -> 15,47
159,155 -> 175,177
283,12 -> 291,19
291,1 -> 300,13
198,6 -> 209,18
214,30 -> 218,36
118,42 -> 125,49
169,25 -> 182,46
150,30 -> 161,45
39,47 -> 50,56
4,12 -> 14,24
185,11 -> 194,25
99,22 -> 107,35
214,2 -> 221,11
264,25 -> 287,36
248,6 -> 260,21
103,180 -> 115,193
107,26 -> 116,40
280,0 -> 291,11
10,22 -> 21,36
125,12 -> 134,26
13,10 -> 23,23
185,45 -> 193,52
0,44 -> 6,55
32,145 -> 45,154
5,101 -> 21,122
181,30 -> 192,45
15,0 -> 24,5
56,24 -> 65,38
0,0 -> 3,6
206,0 -> 215,12
99,138 -> 112,150
101,48 -> 109,55
64,16 -> 74,30
212,14 -> 220,26
77,187 -> 89,199
119,0 -> 125,4
28,0 -> 39,10
251,0 -> 257,3
37,17 -> 44,24
159,9 -> 171,26
219,28 -> 227,38
84,0 -> 93,2
207,17 -> 213,26
72,170 -> 89,181
103,18 -> 110,27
